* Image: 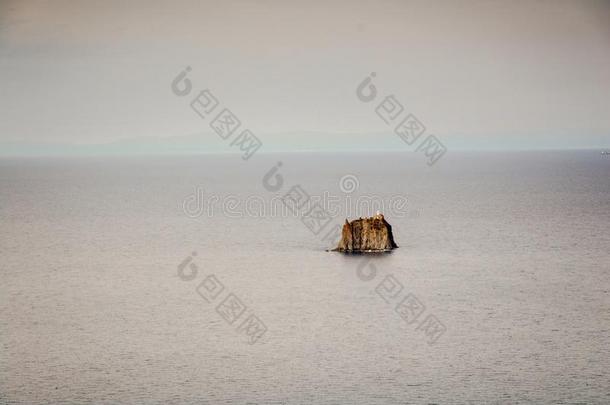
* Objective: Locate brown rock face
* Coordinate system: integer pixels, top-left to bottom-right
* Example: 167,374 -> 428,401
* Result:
334,213 -> 398,252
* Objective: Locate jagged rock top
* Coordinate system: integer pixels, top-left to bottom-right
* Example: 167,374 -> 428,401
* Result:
333,213 -> 398,253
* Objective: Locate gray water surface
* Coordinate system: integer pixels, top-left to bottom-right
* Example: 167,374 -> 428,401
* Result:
1,151 -> 609,404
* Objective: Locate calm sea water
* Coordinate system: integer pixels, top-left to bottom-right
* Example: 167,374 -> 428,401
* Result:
1,151 -> 609,404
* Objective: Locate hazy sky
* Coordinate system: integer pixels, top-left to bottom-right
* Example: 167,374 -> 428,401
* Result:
1,0 -> 609,151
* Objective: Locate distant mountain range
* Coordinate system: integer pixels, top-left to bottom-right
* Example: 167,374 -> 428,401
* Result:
0,131 -> 403,156
1,131 -> 607,156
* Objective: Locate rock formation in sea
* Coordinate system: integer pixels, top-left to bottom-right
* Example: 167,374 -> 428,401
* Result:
333,213 -> 398,253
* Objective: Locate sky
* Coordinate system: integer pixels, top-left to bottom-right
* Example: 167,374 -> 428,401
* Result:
1,0 -> 609,153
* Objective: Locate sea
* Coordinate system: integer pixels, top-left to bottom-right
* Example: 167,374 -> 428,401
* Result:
1,150 -> 609,404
